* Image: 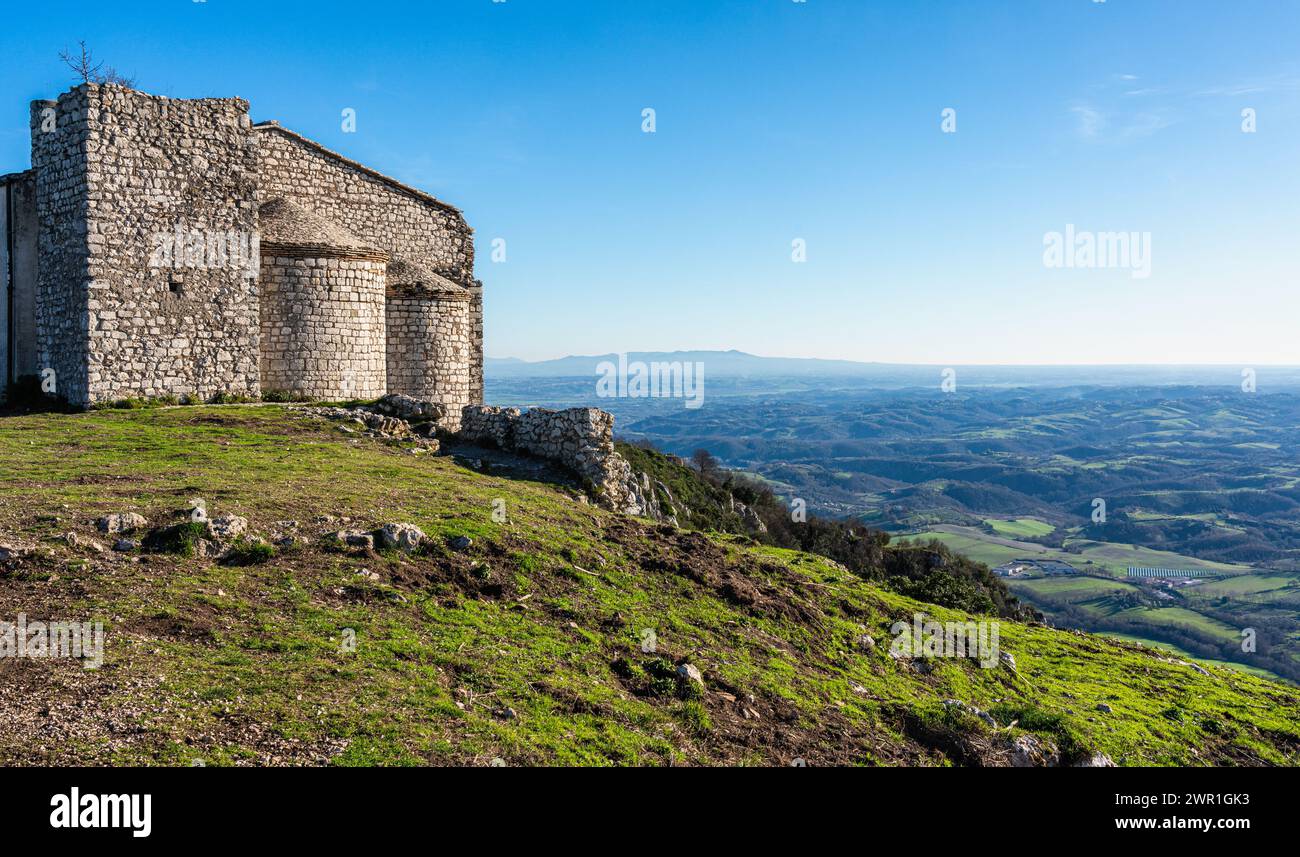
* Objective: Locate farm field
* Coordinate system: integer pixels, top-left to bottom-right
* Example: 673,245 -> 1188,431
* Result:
905,527 -> 1298,682
984,517 -> 1055,538
1189,574 -> 1300,599
1011,576 -> 1139,602
1117,607 -> 1242,644
1058,538 -> 1251,577
903,526 -> 1250,578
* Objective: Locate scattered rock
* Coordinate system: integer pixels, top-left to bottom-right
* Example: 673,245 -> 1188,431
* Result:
63,532 -> 105,553
448,535 -> 472,551
0,542 -> 29,562
330,530 -> 375,551
355,569 -> 380,582
1096,703 -> 1113,714
495,706 -> 518,721
677,663 -> 705,687
1000,651 -> 1018,672
1072,752 -> 1118,768
113,538 -> 138,552
856,634 -> 876,653
206,514 -> 248,541
1010,734 -> 1060,768
97,512 -> 147,534
376,522 -> 425,553
942,699 -> 997,728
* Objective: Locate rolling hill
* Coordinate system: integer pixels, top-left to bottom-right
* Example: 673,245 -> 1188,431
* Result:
1,405 -> 1298,765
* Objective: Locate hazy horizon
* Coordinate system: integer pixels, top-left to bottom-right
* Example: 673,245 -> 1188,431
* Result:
485,348 -> 1300,369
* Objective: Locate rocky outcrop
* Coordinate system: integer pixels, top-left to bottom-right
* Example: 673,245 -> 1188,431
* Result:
295,393 -> 448,445
369,393 -> 448,426
377,522 -> 425,552
458,405 -> 658,517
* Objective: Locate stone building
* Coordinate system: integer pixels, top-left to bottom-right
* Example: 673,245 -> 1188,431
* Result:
0,83 -> 483,422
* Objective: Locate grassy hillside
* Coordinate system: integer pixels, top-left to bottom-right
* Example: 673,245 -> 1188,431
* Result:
1,406 -> 1298,766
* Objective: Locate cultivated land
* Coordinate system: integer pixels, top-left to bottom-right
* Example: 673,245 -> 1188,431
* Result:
901,523 -> 1300,682
2,406 -> 1298,765
509,377 -> 1300,686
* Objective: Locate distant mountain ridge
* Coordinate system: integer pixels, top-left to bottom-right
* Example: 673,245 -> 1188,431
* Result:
486,351 -> 1300,388
485,350 -> 880,378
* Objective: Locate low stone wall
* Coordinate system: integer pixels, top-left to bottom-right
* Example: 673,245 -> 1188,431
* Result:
458,405 -> 653,514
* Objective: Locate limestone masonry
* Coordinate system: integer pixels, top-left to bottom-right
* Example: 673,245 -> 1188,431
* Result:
0,83 -> 483,414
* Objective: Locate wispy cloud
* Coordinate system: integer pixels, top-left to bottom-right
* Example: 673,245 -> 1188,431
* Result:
1067,71 -> 1190,141
1070,105 -> 1105,138
1195,74 -> 1300,97
1070,103 -> 1174,141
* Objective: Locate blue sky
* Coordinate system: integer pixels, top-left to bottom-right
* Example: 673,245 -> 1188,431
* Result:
2,1 -> 1297,364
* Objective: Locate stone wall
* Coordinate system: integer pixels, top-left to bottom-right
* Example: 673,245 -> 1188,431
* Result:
0,170 -> 38,392
468,279 -> 484,403
260,255 -> 387,399
458,405 -> 654,515
10,85 -> 482,408
385,291 -> 472,430
254,124 -> 483,404
30,94 -> 92,405
31,84 -> 262,406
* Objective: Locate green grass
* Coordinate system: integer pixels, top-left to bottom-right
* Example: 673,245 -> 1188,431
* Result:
1190,574 -> 1299,599
1117,607 -> 1242,645
1010,576 -> 1139,603
1103,634 -> 1286,682
985,518 -> 1055,539
1,405 -> 1297,767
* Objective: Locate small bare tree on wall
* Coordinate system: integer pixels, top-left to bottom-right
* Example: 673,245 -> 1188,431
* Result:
59,40 -> 136,87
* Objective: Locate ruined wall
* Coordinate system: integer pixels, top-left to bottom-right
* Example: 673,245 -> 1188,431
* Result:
255,125 -> 482,403
30,94 -> 92,405
33,84 -> 261,406
0,171 -> 38,392
458,405 -> 653,515
385,292 -> 472,430
261,255 -> 387,399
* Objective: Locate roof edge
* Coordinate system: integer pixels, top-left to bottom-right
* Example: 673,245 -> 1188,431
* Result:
253,121 -> 465,220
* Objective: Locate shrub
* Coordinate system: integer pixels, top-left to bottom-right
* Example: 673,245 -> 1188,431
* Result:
222,539 -> 276,566
143,521 -> 209,557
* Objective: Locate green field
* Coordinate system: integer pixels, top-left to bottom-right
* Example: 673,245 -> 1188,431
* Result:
1117,607 -> 1242,644
1190,574 -> 1300,599
984,517 -> 1055,538
1060,538 -> 1251,577
1010,576 -> 1139,603
901,528 -> 1077,570
902,526 -> 1252,578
